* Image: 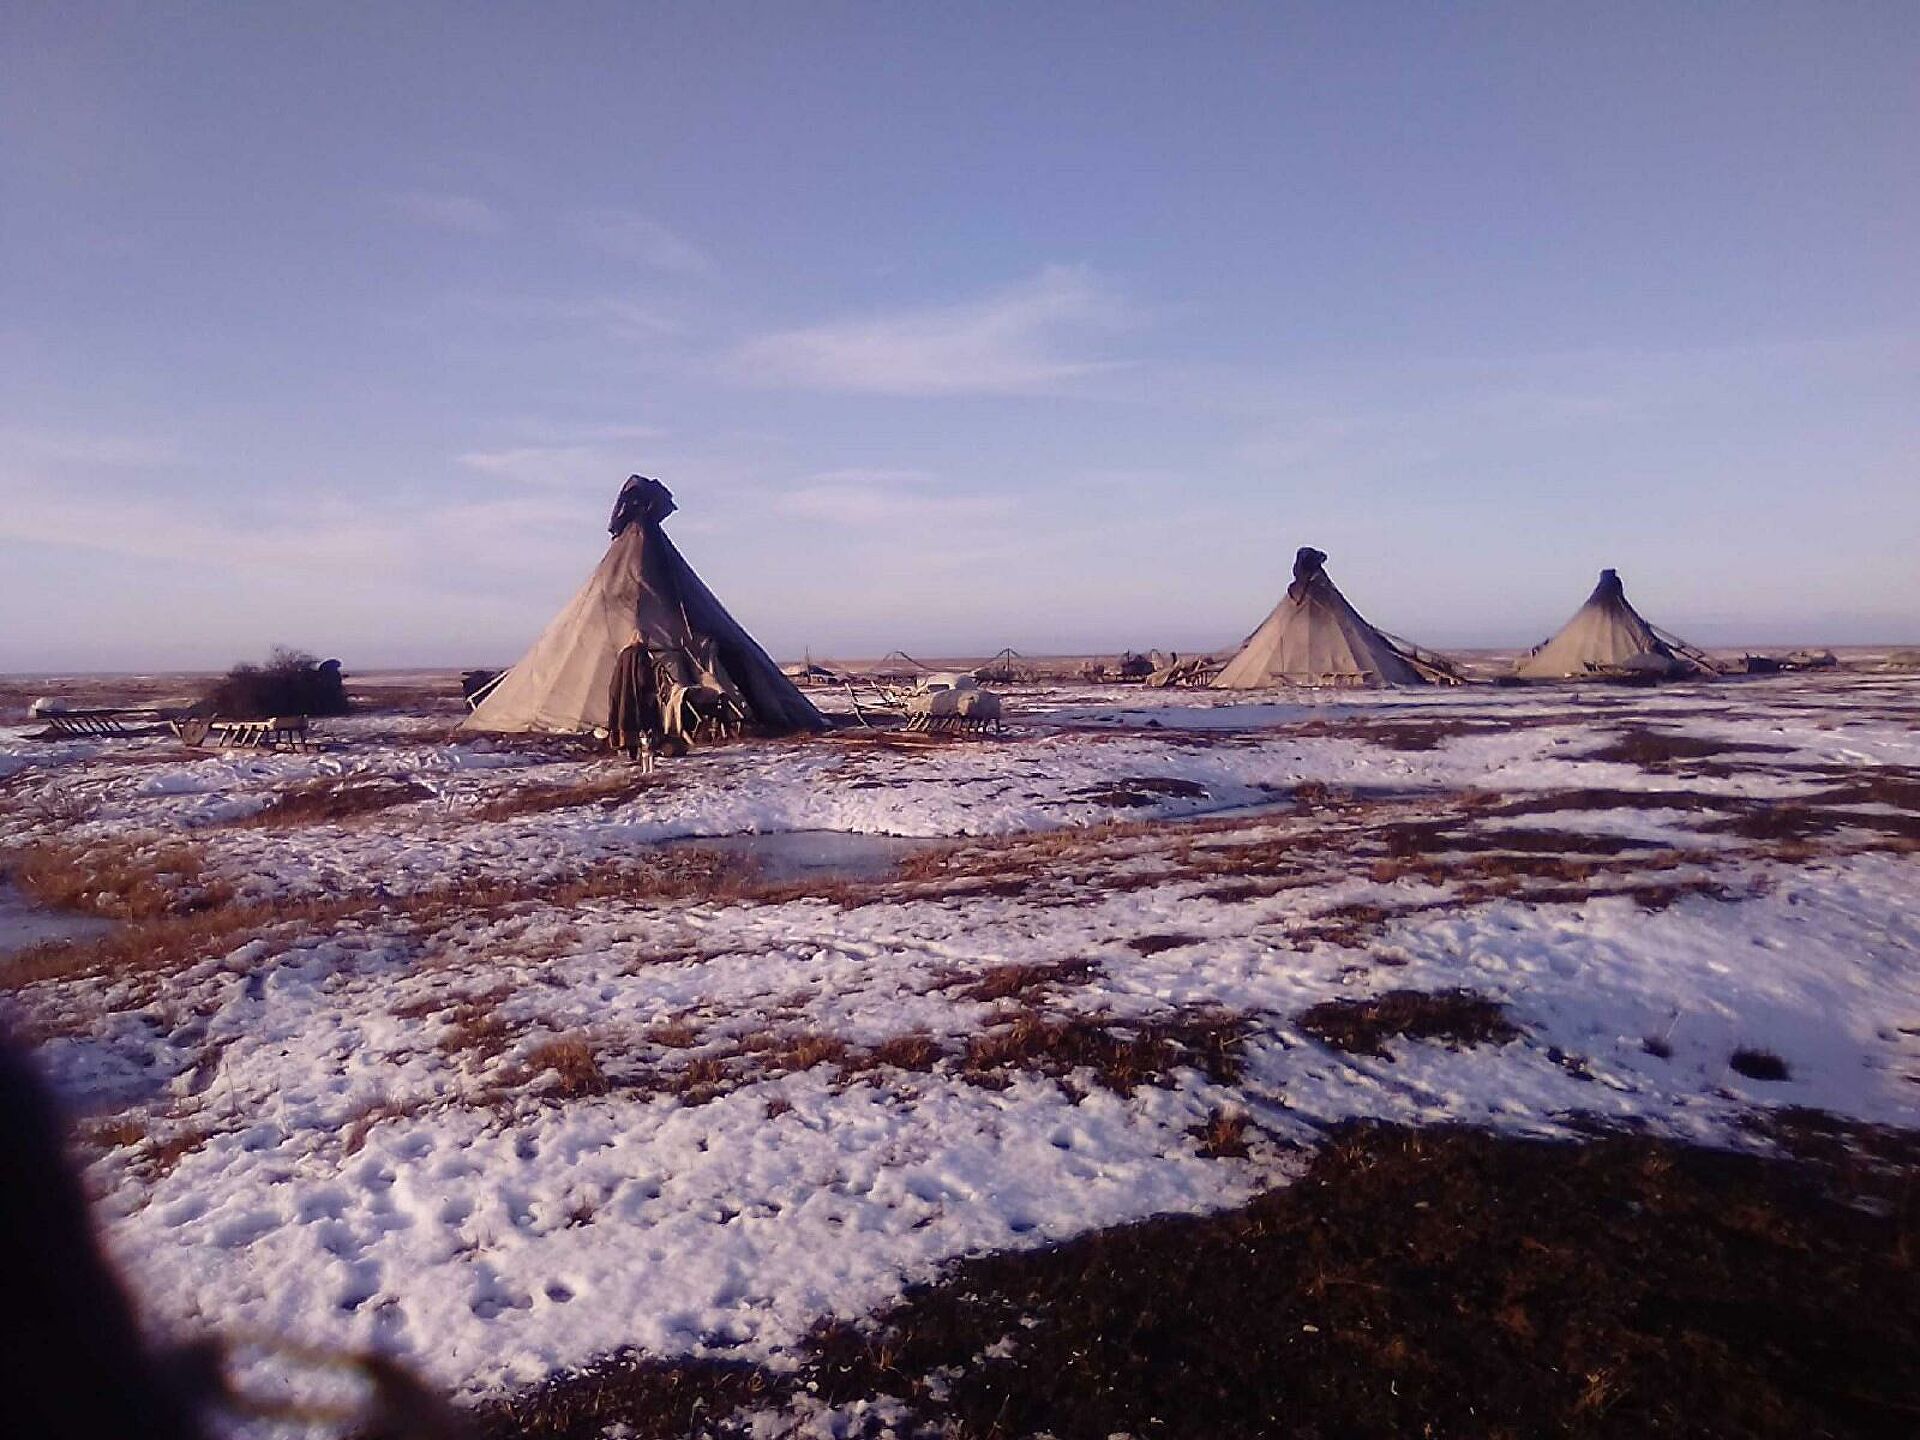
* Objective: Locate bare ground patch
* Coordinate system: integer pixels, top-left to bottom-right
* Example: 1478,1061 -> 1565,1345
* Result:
470,1351 -> 780,1440
1071,776 -> 1212,809
1294,988 -> 1521,1057
475,1117 -> 1920,1440
469,771 -> 675,822
228,776 -> 436,827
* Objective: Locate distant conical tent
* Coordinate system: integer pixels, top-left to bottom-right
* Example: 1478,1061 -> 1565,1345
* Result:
1213,547 -> 1434,689
463,476 -> 826,735
1514,569 -> 1707,680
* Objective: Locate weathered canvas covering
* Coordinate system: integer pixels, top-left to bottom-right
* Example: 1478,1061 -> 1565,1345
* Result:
1212,548 -> 1431,689
1514,569 -> 1698,680
463,477 -> 826,735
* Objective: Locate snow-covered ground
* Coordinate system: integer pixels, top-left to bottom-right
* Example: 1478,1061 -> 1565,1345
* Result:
2,670 -> 1917,1409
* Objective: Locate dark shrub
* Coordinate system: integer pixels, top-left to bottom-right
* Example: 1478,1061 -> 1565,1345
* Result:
198,647 -> 350,719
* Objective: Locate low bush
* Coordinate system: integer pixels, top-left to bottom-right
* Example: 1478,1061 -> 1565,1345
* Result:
198,646 -> 349,719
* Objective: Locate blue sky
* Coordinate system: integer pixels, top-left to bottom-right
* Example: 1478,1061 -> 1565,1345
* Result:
2,3 -> 1915,671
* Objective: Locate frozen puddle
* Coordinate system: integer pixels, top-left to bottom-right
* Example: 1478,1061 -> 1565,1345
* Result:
659,829 -> 944,884
0,884 -> 116,957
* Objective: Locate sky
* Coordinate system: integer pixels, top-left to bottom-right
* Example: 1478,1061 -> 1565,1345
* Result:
2,3 -> 1916,672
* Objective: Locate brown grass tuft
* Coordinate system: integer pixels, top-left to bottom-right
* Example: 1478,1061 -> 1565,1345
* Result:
963,1006 -> 1249,1093
439,996 -> 516,1066
231,777 -> 434,828
1128,933 -> 1202,956
1296,988 -> 1520,1059
948,958 -> 1099,1004
82,1115 -> 148,1150
861,1031 -> 944,1072
8,839 -> 233,920
1193,1107 -> 1251,1158
523,1036 -> 611,1098
143,1125 -> 214,1178
470,771 -> 670,822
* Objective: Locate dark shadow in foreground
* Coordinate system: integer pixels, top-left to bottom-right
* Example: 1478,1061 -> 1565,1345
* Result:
477,1116 -> 1920,1440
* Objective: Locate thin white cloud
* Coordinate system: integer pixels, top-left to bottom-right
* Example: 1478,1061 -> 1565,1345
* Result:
0,483 -> 412,575
452,292 -> 684,340
458,446 -> 625,488
568,209 -> 712,272
774,469 -> 1017,527
728,266 -> 1128,396
387,190 -> 504,234
457,427 -> 665,489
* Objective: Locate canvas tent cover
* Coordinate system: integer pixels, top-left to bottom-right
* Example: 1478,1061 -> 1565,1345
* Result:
463,477 -> 826,735
1213,548 -> 1432,689
1514,569 -> 1702,680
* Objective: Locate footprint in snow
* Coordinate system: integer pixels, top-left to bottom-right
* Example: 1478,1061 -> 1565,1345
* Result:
297,1187 -> 351,1223
337,1259 -> 381,1314
158,1196 -> 210,1229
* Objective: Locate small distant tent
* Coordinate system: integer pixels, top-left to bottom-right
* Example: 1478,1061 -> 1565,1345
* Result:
463,476 -> 826,736
1514,569 -> 1714,681
1213,548 -> 1451,689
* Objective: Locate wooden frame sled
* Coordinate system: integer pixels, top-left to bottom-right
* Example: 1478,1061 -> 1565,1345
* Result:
903,710 -> 1002,736
169,715 -> 312,751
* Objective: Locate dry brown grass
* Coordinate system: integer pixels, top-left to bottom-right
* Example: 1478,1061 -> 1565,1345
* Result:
862,1030 -> 943,1071
230,776 -> 435,828
1295,988 -> 1520,1058
471,771 -> 671,822
438,992 -> 517,1066
2,893 -> 359,990
7,838 -> 234,919
1192,1107 -> 1252,1159
961,1005 -> 1249,1093
945,958 -> 1100,1004
522,1036 -> 611,1098
81,1115 -> 148,1150
1128,933 -> 1203,956
643,1019 -> 701,1048
142,1124 -> 215,1178
4,844 -> 768,996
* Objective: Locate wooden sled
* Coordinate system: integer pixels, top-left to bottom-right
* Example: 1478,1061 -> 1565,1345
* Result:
903,711 -> 1002,736
170,715 -> 312,751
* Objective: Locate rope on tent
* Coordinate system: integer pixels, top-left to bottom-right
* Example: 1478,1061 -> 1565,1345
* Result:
463,667 -> 510,711
841,680 -> 879,729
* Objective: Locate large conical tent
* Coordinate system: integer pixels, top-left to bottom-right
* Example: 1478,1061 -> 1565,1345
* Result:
1213,547 -> 1438,689
1514,568 -> 1711,680
464,476 -> 827,735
